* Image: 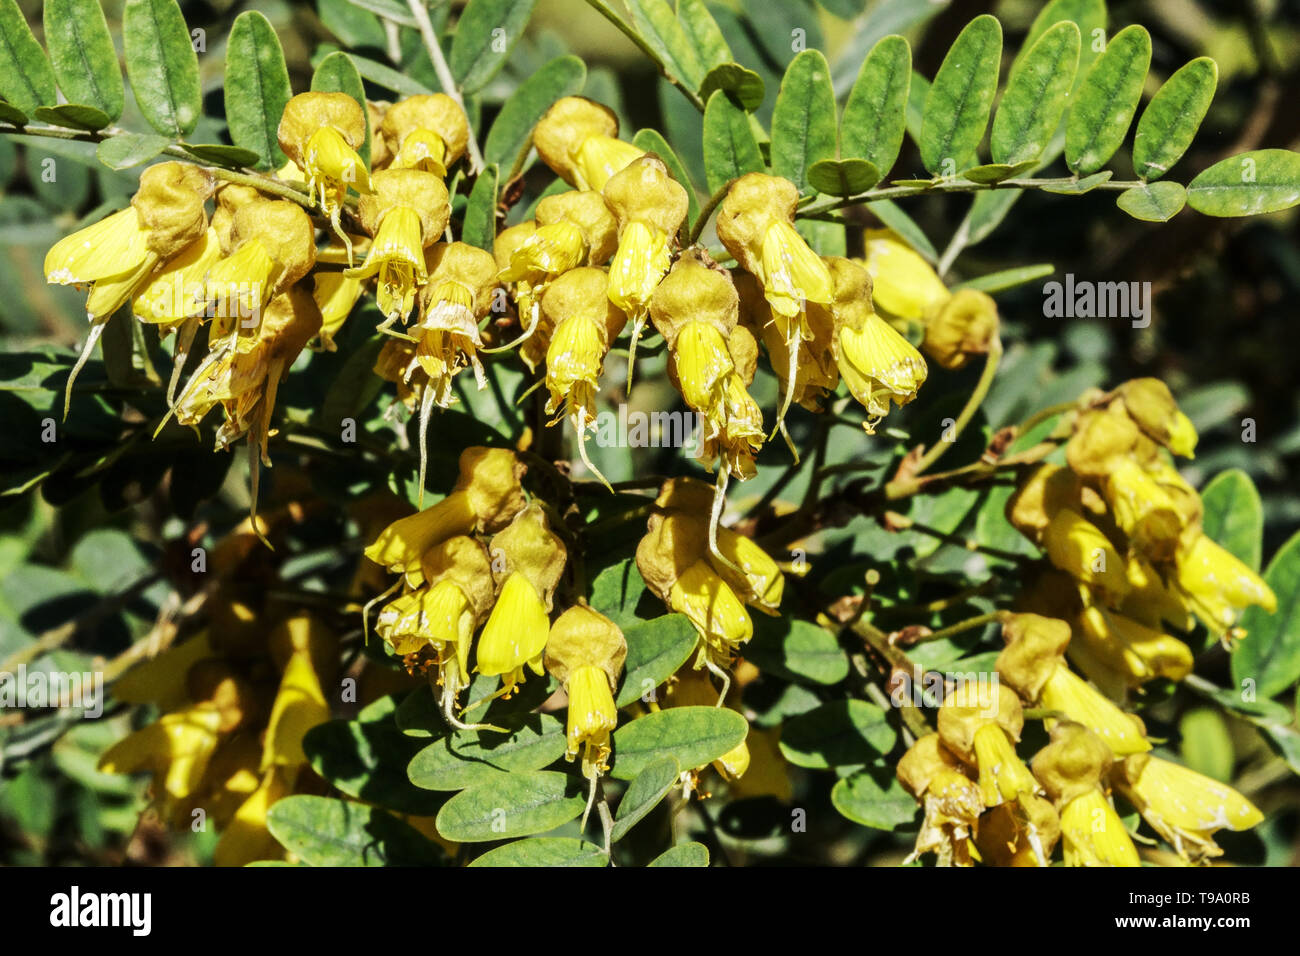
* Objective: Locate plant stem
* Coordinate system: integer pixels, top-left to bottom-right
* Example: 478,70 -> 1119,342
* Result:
582,0 -> 704,111
406,0 -> 485,172
798,175 -> 1140,219
905,610 -> 1009,645
885,512 -> 1027,564
893,335 -> 1002,487
688,178 -> 735,245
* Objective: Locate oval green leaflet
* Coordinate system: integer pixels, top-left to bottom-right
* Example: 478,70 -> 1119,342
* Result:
224,11 -> 293,170
919,14 -> 1002,177
43,0 -> 124,122
435,770 -> 587,842
609,705 -> 748,780
1066,25 -> 1151,176
840,34 -> 911,181
991,21 -> 1079,167
122,0 -> 202,139
1131,57 -> 1217,182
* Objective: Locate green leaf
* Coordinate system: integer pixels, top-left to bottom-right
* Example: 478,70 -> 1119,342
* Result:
1066,25 -> 1151,176
964,188 -> 1023,247
1233,530 -> 1300,699
122,0 -> 202,138
616,613 -> 698,707
867,198 -> 936,260
745,616 -> 850,685
702,89 -> 765,196
1019,0 -> 1105,76
626,0 -> 706,91
468,837 -> 608,867
648,842 -> 709,867
610,756 -> 679,842
632,127 -> 700,226
266,795 -> 445,866
30,104 -> 111,131
1187,149 -> 1300,218
43,0 -> 124,121
991,21 -> 1079,166
484,54 -> 585,168
1131,57 -> 1217,182
919,15 -> 1002,176
0,0 -> 57,113
177,143 -> 261,167
95,132 -> 171,170
806,158 -> 879,196
224,11 -> 293,171
311,51 -> 371,166
677,0 -> 731,74
318,0 -> 387,49
1201,469 -> 1263,571
831,768 -> 917,829
841,34 -> 910,179
960,160 -> 1035,184
609,706 -> 748,780
699,63 -> 764,112
1117,181 -> 1186,222
0,99 -> 27,125
449,0 -> 539,95
778,700 -> 895,769
462,164 -> 499,251
303,709 -> 445,815
1179,708 -> 1234,783
347,53 -> 435,98
1040,170 -> 1113,194
956,263 -> 1056,295
344,0 -> 416,27
408,714 -> 568,791
435,770 -> 586,842
589,555 -> 647,631
770,49 -> 837,194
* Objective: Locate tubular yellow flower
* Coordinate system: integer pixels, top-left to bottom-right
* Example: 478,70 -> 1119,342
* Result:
212,767 -> 293,867
1073,602 -> 1194,687
380,93 -> 469,177
923,288 -> 999,371
897,733 -> 984,866
1118,378 -> 1198,458
860,228 -> 951,322
669,559 -> 754,661
363,490 -> 478,585
711,526 -> 784,614
261,650 -> 331,771
45,162 -> 213,414
278,91 -> 373,232
1174,532 -> 1277,639
1042,508 -> 1129,604
975,793 -> 1062,868
533,96 -> 644,191
414,242 -> 498,406
835,306 -> 928,433
134,227 -> 222,331
544,604 -> 627,778
996,613 -> 1151,756
346,169 -> 451,328
475,572 -> 551,696
1113,754 -> 1263,861
938,682 -> 1038,807
313,270 -> 366,351
1032,722 -> 1140,867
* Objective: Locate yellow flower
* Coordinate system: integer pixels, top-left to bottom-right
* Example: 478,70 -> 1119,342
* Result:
380,93 -> 469,177
1043,508 -> 1129,604
134,226 -> 222,331
1113,754 -> 1263,861
897,733 -> 985,866
261,649 -> 331,771
45,162 -> 213,414
835,306 -> 927,433
212,767 -> 292,867
937,682 -> 1039,807
98,704 -> 225,806
475,572 -> 550,696
1073,602 -> 1194,687
1118,378 -> 1198,458
346,169 -> 451,327
278,91 -> 373,232
1174,532 -> 1276,639
533,96 -> 643,191
860,228 -> 951,322
975,794 -> 1061,868
1032,722 -> 1140,867
923,288 -> 999,371
669,560 -> 753,661
414,241 -> 498,406
363,490 -> 478,585
313,271 -> 366,351
111,631 -> 216,713
996,613 -> 1151,756
543,604 -> 627,777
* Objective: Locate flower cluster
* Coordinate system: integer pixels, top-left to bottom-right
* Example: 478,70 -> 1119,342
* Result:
897,612 -> 1264,866
1006,379 -> 1276,695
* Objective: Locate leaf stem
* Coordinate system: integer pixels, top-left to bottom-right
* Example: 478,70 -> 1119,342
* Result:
405,0 -> 485,172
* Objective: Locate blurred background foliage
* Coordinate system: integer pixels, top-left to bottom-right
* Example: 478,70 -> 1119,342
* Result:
1,0 -> 1299,865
